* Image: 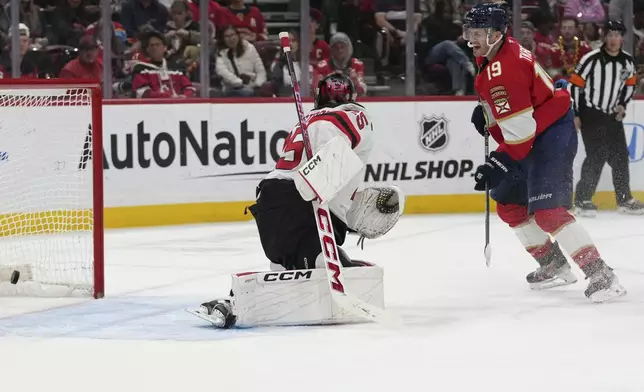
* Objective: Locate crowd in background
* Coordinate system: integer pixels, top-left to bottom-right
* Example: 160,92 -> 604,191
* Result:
2,0 -> 643,98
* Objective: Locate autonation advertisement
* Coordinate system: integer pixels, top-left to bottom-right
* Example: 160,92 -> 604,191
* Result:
98,100 -> 644,208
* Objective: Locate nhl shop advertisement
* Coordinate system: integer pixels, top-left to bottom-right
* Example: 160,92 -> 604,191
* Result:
99,100 -> 643,208
100,101 -> 486,207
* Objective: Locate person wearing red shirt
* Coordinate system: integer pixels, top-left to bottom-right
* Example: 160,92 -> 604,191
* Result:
465,3 -> 626,302
547,16 -> 591,80
519,21 -> 553,68
218,0 -> 266,42
309,8 -> 330,66
312,32 -> 366,96
131,31 -> 196,98
60,36 -> 103,80
185,0 -> 221,32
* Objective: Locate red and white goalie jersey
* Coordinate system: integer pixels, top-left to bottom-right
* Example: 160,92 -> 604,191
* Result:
266,103 -> 374,222
475,37 -> 571,160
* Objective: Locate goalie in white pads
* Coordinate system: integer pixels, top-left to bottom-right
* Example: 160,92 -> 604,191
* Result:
189,73 -> 404,329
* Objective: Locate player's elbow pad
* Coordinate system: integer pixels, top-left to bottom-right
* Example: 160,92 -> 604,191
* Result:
346,186 -> 405,240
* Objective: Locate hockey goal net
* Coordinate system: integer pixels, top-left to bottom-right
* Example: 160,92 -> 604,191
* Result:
0,80 -> 104,298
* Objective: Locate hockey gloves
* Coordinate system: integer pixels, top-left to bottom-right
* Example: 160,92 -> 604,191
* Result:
471,104 -> 487,137
474,151 -> 514,191
554,79 -> 568,90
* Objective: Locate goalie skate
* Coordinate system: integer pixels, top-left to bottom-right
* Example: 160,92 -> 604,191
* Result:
185,299 -> 236,329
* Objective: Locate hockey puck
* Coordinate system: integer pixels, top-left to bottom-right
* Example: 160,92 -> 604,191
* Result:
10,270 -> 19,284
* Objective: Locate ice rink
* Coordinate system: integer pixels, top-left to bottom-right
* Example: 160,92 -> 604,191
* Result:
0,213 -> 642,392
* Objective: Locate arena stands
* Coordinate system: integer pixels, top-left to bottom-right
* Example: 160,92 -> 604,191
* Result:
1,0 -> 642,98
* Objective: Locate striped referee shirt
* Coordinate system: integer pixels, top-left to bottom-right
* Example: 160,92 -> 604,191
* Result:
569,45 -> 637,116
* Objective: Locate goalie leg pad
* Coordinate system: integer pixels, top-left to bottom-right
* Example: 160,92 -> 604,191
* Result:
346,185 -> 405,240
230,266 -> 384,328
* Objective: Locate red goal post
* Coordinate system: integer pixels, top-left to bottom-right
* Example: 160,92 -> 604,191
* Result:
0,79 -> 104,298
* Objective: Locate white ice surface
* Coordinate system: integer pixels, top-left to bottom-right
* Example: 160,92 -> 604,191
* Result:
1,213 -> 643,392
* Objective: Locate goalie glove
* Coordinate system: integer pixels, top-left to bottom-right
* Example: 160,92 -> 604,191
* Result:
346,186 -> 405,249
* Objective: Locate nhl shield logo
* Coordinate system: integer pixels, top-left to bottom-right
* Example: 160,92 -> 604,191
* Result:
419,115 -> 449,152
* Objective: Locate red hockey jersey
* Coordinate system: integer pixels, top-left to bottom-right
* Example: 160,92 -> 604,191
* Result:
312,57 -> 366,95
131,60 -> 196,98
475,37 -> 571,161
219,5 -> 267,41
310,38 -> 330,66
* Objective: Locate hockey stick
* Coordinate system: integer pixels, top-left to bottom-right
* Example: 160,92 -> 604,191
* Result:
278,32 -> 396,325
484,127 -> 492,267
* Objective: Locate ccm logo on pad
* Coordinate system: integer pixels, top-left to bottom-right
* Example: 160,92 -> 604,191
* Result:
263,271 -> 313,282
301,155 -> 322,176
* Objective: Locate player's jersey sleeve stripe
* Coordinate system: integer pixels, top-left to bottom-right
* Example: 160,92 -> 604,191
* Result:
309,113 -> 361,148
330,111 -> 363,147
497,107 -> 537,144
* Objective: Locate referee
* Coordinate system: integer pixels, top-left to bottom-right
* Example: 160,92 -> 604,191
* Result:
569,20 -> 644,217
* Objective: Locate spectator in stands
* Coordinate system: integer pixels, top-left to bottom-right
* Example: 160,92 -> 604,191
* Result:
7,0 -> 48,47
422,0 -> 470,94
549,16 -> 591,80
120,0 -> 169,38
185,0 -> 219,37
583,22 -> 603,50
0,0 -> 10,48
424,40 -> 473,96
219,0 -> 266,42
309,8 -> 330,66
265,30 -> 313,97
51,0 -> 94,47
164,0 -> 200,71
520,21 -> 553,67
215,25 -> 266,97
59,35 -> 102,80
373,0 -> 421,83
563,0 -> 605,23
312,32 -> 366,96
86,20 -> 127,57
0,23 -> 40,78
131,30 -> 196,98
529,11 -> 555,45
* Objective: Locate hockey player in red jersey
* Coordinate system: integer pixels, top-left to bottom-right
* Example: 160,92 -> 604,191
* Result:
465,3 -> 626,303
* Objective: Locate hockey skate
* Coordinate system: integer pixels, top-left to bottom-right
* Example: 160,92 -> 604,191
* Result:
617,199 -> 644,215
526,242 -> 578,290
186,299 -> 237,329
574,200 -> 598,218
582,259 -> 627,303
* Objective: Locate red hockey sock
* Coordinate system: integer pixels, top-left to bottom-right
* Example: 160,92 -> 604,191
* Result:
534,207 -> 600,269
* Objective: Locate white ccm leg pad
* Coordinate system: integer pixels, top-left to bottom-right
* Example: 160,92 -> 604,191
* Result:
230,266 -> 384,328
293,136 -> 365,204
346,186 -> 405,239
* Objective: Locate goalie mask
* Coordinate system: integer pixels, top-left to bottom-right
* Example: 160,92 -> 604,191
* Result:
314,73 -> 357,110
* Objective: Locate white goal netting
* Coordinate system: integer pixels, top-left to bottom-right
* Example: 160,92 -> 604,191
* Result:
0,86 -> 101,297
